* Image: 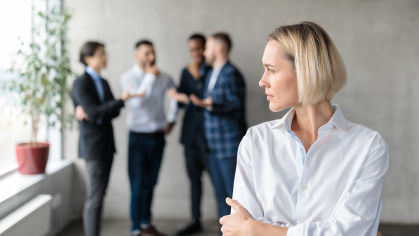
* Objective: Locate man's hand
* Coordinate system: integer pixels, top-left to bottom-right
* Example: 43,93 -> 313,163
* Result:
75,105 -> 89,121
164,122 -> 175,135
121,85 -> 145,101
220,198 -> 255,236
166,88 -> 190,104
190,94 -> 213,108
145,63 -> 159,77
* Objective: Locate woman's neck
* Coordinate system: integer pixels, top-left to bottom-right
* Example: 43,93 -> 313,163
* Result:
292,100 -> 334,141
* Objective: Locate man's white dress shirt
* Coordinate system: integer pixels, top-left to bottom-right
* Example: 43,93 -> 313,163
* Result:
120,64 -> 178,133
206,61 -> 226,95
232,105 -> 388,236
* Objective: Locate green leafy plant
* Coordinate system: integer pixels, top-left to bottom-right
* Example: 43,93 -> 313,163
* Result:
4,2 -> 73,146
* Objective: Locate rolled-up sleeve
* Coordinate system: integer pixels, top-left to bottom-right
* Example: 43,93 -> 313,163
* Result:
120,73 -> 156,108
166,77 -> 178,122
287,143 -> 389,236
133,73 -> 156,98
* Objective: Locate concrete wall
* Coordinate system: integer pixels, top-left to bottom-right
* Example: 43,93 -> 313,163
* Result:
64,0 -> 419,223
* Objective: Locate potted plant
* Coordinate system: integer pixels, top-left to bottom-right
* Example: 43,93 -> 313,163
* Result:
3,2 -> 72,175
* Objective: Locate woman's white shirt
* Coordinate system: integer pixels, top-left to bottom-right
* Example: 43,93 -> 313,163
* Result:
232,105 -> 388,236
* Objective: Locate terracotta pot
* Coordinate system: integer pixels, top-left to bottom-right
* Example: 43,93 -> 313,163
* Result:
16,142 -> 50,175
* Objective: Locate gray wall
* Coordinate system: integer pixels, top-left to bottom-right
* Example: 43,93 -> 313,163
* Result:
64,0 -> 419,223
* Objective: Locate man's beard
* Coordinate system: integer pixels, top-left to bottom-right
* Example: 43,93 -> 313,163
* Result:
141,60 -> 156,68
205,56 -> 214,67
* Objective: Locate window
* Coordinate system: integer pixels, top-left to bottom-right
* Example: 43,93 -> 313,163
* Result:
0,0 -> 62,175
0,0 -> 32,173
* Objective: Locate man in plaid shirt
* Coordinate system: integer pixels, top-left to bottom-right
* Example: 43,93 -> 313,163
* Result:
190,32 -> 247,219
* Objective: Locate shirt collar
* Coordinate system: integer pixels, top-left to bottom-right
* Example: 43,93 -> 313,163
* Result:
133,63 -> 145,75
85,66 -> 101,81
270,104 -> 347,134
212,60 -> 227,74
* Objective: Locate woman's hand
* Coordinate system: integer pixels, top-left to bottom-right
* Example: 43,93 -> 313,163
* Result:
166,88 -> 190,104
219,197 -> 256,236
190,94 -> 213,108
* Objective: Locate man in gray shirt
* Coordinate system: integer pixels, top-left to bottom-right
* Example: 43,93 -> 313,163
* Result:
120,40 -> 178,236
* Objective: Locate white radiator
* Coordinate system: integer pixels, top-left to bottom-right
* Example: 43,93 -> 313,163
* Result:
0,194 -> 52,236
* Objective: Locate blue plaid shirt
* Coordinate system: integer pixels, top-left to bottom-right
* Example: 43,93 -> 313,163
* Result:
204,61 -> 247,158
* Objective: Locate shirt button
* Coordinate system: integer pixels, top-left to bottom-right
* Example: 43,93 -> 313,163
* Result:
299,147 -> 302,151
300,221 -> 305,224
302,185 -> 307,190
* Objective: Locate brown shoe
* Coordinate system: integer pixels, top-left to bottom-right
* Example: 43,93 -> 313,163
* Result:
141,225 -> 166,236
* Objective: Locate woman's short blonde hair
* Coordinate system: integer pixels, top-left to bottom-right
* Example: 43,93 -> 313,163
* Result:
268,21 -> 347,106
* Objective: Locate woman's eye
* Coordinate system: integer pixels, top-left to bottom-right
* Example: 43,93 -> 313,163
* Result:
268,69 -> 274,74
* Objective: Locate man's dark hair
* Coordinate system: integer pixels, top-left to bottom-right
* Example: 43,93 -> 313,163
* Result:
135,40 -> 153,49
212,32 -> 232,53
79,41 -> 104,66
188,34 -> 206,46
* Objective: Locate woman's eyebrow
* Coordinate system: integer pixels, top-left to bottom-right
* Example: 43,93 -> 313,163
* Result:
263,63 -> 275,67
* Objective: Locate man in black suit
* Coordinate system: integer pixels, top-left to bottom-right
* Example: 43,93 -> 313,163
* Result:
71,41 -> 142,236
166,34 -> 211,236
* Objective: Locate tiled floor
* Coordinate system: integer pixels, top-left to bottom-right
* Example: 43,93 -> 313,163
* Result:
56,219 -> 419,236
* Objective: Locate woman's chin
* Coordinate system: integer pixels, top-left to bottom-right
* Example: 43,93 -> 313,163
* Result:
269,103 -> 289,113
269,103 -> 280,112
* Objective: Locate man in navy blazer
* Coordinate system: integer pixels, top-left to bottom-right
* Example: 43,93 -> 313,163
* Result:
190,33 -> 247,219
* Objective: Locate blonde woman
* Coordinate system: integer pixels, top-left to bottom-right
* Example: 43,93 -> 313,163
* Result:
220,22 -> 387,236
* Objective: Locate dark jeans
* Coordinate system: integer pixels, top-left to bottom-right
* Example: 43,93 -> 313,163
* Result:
184,129 -> 209,220
128,131 -> 165,232
84,157 -> 113,236
208,154 -> 237,218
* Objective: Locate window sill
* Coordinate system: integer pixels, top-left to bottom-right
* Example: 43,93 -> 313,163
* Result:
0,159 -> 72,204
0,163 -> 18,179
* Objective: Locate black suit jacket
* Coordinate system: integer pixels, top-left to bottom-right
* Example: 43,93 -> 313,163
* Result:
71,72 -> 125,160
177,66 -> 210,147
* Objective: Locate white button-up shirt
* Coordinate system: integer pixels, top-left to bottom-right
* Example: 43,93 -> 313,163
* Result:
120,64 -> 178,133
232,105 -> 388,236
206,61 -> 227,95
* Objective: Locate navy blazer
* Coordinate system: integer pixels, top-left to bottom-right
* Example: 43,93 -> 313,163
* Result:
71,72 -> 124,160
203,61 -> 247,158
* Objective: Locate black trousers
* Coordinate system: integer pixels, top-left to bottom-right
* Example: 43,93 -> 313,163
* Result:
184,128 -> 209,219
83,157 -> 113,236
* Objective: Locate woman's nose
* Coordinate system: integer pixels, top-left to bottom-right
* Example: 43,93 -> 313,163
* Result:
259,73 -> 269,88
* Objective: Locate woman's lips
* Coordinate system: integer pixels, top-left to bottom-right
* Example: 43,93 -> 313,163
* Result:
266,94 -> 274,100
